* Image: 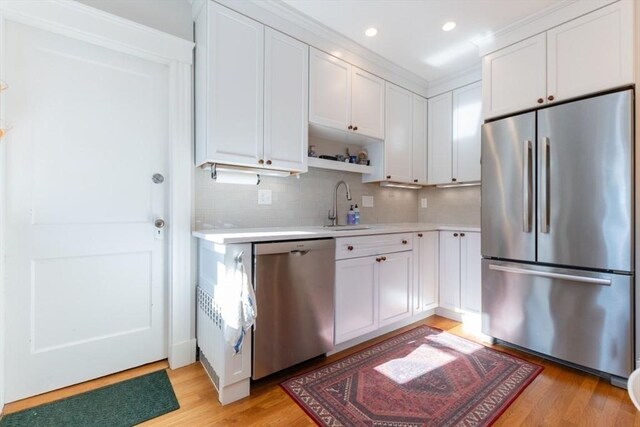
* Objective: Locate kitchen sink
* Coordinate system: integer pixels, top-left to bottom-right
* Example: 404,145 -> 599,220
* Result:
323,225 -> 371,231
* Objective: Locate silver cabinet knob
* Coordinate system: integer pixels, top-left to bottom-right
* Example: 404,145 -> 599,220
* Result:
154,218 -> 165,229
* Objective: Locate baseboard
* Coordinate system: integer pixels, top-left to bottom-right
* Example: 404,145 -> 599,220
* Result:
329,310 -> 435,355
435,307 -> 464,322
169,338 -> 197,369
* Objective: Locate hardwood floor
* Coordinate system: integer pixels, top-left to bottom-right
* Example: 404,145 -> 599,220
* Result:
3,315 -> 639,426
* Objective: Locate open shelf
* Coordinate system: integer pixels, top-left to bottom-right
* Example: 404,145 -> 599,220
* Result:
308,157 -> 373,174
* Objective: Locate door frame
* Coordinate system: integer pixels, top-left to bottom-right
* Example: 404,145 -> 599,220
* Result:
0,0 -> 195,409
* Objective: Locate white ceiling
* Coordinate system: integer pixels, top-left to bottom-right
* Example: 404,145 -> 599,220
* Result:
281,0 -> 560,82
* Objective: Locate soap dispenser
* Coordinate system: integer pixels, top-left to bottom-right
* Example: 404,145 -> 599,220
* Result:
347,205 -> 355,225
354,204 -> 360,224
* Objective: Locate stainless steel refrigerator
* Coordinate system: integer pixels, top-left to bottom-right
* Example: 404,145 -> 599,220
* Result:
481,89 -> 634,381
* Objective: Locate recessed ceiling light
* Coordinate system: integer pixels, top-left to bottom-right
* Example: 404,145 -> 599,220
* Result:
442,21 -> 456,32
365,27 -> 378,37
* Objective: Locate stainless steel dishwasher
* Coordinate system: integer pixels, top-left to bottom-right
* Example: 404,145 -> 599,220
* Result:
252,239 -> 335,380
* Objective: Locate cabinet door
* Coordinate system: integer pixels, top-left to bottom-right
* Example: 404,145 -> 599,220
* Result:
384,83 -> 413,183
309,48 -> 351,132
412,95 -> 428,185
439,232 -> 461,311
264,28 -> 308,173
205,3 -> 264,166
427,92 -> 453,185
482,33 -> 546,119
547,1 -> 633,103
452,82 -> 482,183
335,257 -> 378,344
351,66 -> 385,139
460,232 -> 482,315
420,232 -> 439,310
378,251 -> 412,327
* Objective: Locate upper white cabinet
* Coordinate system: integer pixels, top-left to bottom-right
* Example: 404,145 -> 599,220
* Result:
427,92 -> 453,185
195,2 -> 308,172
264,28 -> 309,172
365,82 -> 427,184
482,34 -> 546,120
547,2 -> 633,103
428,82 -> 481,185
482,1 -> 633,119
310,48 -> 384,139
452,82 -> 482,183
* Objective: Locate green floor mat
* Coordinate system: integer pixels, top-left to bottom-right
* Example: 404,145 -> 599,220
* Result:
0,370 -> 179,427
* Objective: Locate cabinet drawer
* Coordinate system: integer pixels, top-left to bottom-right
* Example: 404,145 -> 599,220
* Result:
336,233 -> 413,260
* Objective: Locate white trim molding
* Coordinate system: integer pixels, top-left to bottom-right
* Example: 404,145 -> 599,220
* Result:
426,64 -> 482,98
0,0 -> 195,408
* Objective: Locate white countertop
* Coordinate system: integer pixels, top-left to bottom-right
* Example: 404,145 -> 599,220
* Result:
192,223 -> 481,244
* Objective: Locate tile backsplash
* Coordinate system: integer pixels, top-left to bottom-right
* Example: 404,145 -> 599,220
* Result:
195,167 -> 419,229
418,186 -> 481,226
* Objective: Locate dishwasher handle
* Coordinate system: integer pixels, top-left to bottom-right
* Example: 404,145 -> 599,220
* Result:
254,239 -> 335,256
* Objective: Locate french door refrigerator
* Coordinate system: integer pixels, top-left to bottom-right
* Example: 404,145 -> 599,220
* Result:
481,89 -> 634,381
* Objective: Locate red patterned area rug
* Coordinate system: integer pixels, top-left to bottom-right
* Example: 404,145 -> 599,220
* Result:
281,325 -> 542,426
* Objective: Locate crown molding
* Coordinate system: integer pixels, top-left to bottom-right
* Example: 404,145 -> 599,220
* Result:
426,63 -> 482,98
473,0 -> 617,56
205,0 -> 430,96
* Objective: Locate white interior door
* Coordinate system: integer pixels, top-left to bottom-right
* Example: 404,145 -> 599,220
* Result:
4,20 -> 169,402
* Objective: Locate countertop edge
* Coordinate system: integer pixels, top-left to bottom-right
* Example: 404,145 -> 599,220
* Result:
192,224 -> 481,244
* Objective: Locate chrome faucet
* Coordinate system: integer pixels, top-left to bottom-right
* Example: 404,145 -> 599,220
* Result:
328,180 -> 352,226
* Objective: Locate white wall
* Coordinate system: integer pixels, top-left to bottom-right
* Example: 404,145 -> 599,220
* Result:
75,0 -> 193,40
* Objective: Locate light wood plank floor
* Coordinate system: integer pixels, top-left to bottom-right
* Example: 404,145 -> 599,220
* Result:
4,315 -> 640,426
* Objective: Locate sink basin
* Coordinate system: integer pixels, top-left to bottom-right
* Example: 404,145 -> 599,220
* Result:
323,225 -> 371,231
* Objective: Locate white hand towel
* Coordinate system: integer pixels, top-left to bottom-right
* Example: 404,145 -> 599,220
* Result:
221,255 -> 257,354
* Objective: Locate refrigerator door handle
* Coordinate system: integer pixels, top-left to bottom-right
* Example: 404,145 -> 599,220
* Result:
522,140 -> 532,232
488,264 -> 611,286
540,137 -> 550,233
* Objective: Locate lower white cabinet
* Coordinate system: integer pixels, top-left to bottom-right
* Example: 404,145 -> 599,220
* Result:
335,256 -> 378,344
439,231 -> 481,315
335,250 -> 412,344
413,231 -> 439,314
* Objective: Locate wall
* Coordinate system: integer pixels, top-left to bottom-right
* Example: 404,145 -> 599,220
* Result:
75,0 -> 193,40
417,186 -> 481,226
195,168 -> 419,229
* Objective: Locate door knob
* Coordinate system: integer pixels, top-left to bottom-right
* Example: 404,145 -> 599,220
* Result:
418,233 -> 423,237
152,173 -> 164,184
453,233 -> 459,237
154,218 -> 166,229
266,160 -> 272,165
347,245 -> 354,251
547,95 -> 555,101
460,233 -> 465,237
537,98 -> 544,104
258,159 -> 264,165
402,239 -> 408,244
353,126 -> 358,131
348,125 -> 353,130
381,256 -> 386,261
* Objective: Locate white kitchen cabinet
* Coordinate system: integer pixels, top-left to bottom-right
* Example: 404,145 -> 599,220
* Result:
460,232 -> 482,315
309,48 -> 384,139
427,92 -> 453,185
335,256 -> 379,345
482,1 -> 633,119
195,3 -> 308,172
413,232 -> 438,314
439,231 -> 481,315
547,1 -> 634,104
482,33 -> 546,120
452,82 -> 482,183
383,83 -> 413,183
351,67 -> 385,139
412,95 -> 428,185
381,82 -> 428,184
264,28 -> 309,172
427,83 -> 481,185
309,48 -> 351,132
334,234 -> 412,344
378,251 -> 413,327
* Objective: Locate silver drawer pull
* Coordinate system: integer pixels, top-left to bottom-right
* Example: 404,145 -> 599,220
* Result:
489,264 -> 611,286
